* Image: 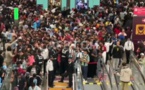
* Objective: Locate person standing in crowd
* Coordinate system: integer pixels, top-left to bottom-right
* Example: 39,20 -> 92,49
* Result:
28,82 -> 41,90
29,74 -> 42,87
81,50 -> 90,81
4,46 -> 15,67
35,50 -> 43,71
41,45 -> 49,76
49,46 -> 58,75
88,45 -> 97,78
59,58 -> 74,88
112,41 -> 123,69
116,62 -> 132,90
0,51 -> 4,67
28,63 -> 41,76
16,74 -> 27,90
100,42 -> 107,64
46,58 -> 54,87
105,40 -> 113,64
124,38 -> 134,64
60,46 -> 69,75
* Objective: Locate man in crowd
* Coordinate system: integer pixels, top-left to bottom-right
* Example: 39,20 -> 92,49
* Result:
124,38 -> 134,64
112,41 -> 124,69
59,58 -> 74,88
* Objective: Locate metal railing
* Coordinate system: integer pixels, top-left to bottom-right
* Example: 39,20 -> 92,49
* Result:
101,58 -> 111,90
73,60 -> 84,90
130,51 -> 145,83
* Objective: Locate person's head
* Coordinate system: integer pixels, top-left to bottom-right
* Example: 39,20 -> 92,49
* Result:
68,58 -> 73,63
33,74 -> 36,77
140,53 -> 145,58
83,50 -> 88,54
0,50 -> 3,55
31,82 -> 35,87
7,46 -> 12,51
122,62 -> 127,67
18,73 -> 23,78
116,41 -> 120,46
127,38 -> 130,41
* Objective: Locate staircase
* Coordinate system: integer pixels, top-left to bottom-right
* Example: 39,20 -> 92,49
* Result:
49,76 -> 72,90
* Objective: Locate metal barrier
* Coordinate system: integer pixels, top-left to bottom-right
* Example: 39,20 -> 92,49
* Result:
101,58 -> 111,90
130,52 -> 145,83
72,74 -> 76,90
74,60 -> 84,90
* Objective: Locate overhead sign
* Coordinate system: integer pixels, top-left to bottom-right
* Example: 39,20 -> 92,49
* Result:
133,7 -> 145,16
132,16 -> 145,48
14,8 -> 19,20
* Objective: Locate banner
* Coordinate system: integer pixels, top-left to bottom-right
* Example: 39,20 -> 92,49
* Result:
133,7 -> 145,16
14,8 -> 19,20
132,16 -> 145,47
76,0 -> 89,10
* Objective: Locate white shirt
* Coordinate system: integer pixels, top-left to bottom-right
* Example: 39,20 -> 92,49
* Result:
105,42 -> 113,52
124,41 -> 134,51
76,52 -> 83,58
95,42 -> 99,49
28,85 -> 41,90
41,48 -> 49,59
46,60 -> 54,72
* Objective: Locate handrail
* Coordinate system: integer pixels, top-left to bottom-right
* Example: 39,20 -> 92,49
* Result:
73,74 -> 76,90
74,59 -> 84,90
108,63 -> 119,89
101,58 -> 113,89
130,52 -> 145,83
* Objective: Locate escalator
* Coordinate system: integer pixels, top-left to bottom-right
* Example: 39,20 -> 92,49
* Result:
112,52 -> 145,90
83,59 -> 112,90
130,53 -> 145,90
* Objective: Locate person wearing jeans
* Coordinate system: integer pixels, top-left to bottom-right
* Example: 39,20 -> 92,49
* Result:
81,50 -> 90,81
112,41 -> 123,69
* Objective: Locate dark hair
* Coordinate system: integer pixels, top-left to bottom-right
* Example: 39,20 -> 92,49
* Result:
7,46 -> 12,51
122,62 -> 127,66
0,50 -> 3,54
31,82 -> 35,87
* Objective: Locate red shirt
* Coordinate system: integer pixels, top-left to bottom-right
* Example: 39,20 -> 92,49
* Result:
102,46 -> 107,52
114,28 -> 121,35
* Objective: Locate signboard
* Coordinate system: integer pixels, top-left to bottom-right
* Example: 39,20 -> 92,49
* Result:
133,7 -> 145,16
14,8 -> 19,20
132,16 -> 145,48
76,0 -> 89,9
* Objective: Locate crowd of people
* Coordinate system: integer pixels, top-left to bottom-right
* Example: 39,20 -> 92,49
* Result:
0,0 -> 145,90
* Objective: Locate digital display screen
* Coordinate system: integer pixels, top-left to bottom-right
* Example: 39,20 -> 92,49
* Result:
76,0 -> 89,10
